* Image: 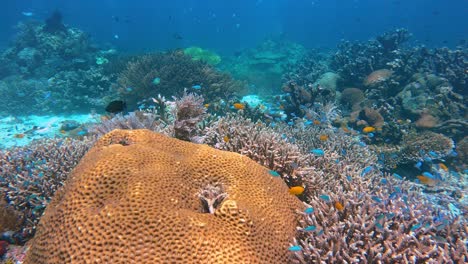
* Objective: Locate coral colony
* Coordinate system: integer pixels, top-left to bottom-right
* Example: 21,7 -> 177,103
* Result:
0,10 -> 466,264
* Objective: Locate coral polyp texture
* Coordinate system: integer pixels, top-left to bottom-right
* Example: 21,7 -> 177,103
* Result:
24,129 -> 304,264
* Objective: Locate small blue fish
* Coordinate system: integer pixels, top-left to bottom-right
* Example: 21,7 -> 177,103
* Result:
319,194 -> 330,202
428,151 -> 438,158
422,172 -> 435,179
125,87 -> 133,92
304,120 -> 312,126
288,245 -> 302,252
371,196 -> 382,203
392,173 -> 403,180
424,156 -> 433,162
268,170 -> 280,177
346,175 -> 352,181
389,192 -> 398,199
304,207 -> 314,214
152,77 -> 161,85
192,84 -> 201,90
361,166 -> 373,176
415,161 -> 423,170
375,222 -> 384,229
368,132 -> 374,138
310,149 -> 325,156
303,225 -> 317,232
410,223 -> 422,231
44,91 -> 52,99
287,121 -> 294,126
380,178 -> 388,184
359,141 -> 367,147
77,130 -> 88,136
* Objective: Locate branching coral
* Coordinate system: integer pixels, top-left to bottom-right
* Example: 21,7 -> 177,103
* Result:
117,51 -> 246,108
0,137 -> 94,238
292,179 -> 467,263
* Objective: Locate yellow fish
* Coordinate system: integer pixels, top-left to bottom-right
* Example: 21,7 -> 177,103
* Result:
289,186 -> 305,195
319,134 -> 329,141
417,175 -> 437,186
439,163 -> 448,172
204,103 -> 210,108
233,103 -> 245,110
362,126 -> 376,133
223,135 -> 230,143
334,201 -> 344,211
313,120 -> 321,125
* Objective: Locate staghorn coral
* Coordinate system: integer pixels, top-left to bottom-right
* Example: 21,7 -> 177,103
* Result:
292,178 -> 467,263
201,114 -> 305,178
0,137 -> 94,238
25,129 -> 304,264
117,51 -> 246,108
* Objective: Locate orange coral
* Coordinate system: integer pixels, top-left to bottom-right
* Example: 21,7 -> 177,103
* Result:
25,129 -> 303,264
364,69 -> 393,86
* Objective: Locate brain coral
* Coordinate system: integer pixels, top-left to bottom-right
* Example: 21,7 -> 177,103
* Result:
25,129 -> 304,264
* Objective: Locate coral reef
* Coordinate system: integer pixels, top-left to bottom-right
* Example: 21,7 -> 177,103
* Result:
89,91 -> 207,142
117,50 -> 246,108
0,20 -> 118,114
0,137 -> 94,238
372,131 -> 455,170
221,37 -> 306,95
282,50 -> 330,87
25,129 -> 304,264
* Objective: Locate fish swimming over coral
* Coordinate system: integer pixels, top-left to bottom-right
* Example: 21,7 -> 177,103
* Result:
105,100 -> 127,114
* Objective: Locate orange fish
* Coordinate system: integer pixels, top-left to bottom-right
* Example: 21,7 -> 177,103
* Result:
341,126 -> 350,133
204,103 -> 210,108
60,130 -> 67,134
14,133 -> 25,139
319,134 -> 329,141
362,126 -> 376,133
233,103 -> 245,110
417,175 -> 437,186
438,163 -> 448,172
313,120 -> 321,125
223,135 -> 230,143
289,186 -> 305,195
334,201 -> 344,211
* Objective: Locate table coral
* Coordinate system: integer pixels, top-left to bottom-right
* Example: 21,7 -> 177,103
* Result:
24,129 -> 304,264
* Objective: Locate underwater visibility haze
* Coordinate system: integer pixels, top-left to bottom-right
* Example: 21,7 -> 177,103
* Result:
0,0 -> 466,263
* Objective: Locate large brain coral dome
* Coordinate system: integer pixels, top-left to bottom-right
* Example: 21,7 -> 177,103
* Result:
24,129 -> 304,264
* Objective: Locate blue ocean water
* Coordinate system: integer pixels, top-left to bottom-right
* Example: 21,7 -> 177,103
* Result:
1,0 -> 467,53
0,1 -> 467,263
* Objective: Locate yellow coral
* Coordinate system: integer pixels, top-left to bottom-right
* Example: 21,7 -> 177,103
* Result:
25,129 -> 303,263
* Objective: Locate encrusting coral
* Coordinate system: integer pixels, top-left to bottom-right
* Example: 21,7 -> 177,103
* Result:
24,129 -> 304,264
